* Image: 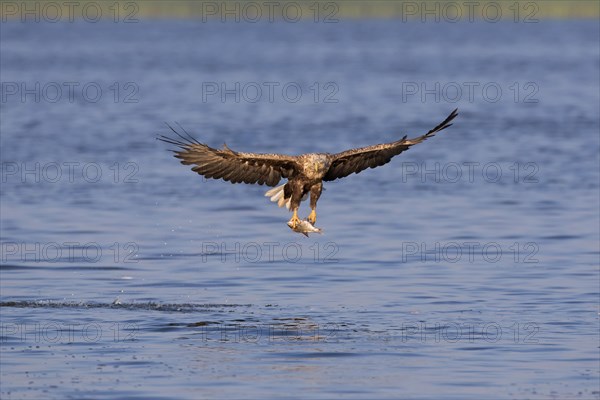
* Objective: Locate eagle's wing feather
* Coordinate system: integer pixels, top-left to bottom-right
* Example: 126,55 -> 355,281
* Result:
324,109 -> 458,181
158,126 -> 300,186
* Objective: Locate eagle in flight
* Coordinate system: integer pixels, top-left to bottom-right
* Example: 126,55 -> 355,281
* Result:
159,109 -> 458,229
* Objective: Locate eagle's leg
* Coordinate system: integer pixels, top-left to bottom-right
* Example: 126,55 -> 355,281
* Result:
308,182 -> 323,225
288,180 -> 305,228
308,209 -> 317,224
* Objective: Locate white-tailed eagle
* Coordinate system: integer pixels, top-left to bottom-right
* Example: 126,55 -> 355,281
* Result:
159,109 -> 458,229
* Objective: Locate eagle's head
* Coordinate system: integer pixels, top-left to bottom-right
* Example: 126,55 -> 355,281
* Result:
304,153 -> 331,179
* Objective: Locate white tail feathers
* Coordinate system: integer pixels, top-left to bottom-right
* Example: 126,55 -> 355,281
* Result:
265,184 -> 307,211
264,185 -> 283,198
265,184 -> 290,210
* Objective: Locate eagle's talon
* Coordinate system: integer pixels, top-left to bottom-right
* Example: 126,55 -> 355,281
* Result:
307,209 -> 317,224
289,210 -> 301,229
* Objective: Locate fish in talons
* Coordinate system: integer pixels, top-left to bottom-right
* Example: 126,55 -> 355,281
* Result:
287,218 -> 322,237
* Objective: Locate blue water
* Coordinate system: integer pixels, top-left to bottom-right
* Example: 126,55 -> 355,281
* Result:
1,18 -> 599,399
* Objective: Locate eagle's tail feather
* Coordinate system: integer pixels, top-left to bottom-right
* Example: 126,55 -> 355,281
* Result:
265,184 -> 288,209
265,184 -> 284,200
278,192 -> 288,209
265,184 -> 307,211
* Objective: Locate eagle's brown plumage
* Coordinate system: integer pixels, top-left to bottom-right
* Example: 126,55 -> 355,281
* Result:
158,129 -> 299,186
159,109 -> 458,228
323,108 -> 458,181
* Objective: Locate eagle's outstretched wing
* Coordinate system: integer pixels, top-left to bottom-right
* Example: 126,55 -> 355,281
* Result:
158,126 -> 300,186
323,109 -> 458,181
